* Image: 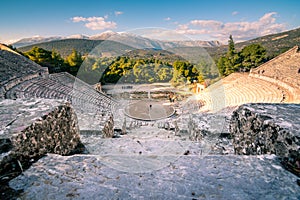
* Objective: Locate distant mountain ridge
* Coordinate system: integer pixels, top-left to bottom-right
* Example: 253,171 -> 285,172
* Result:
12,36 -> 63,48
12,31 -> 221,49
15,27 -> 300,61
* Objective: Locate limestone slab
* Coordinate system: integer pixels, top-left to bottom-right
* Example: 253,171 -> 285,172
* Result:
9,154 -> 300,200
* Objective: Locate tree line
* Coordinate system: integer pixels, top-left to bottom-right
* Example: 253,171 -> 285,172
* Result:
20,37 -> 268,85
217,35 -> 267,76
23,47 -> 83,74
77,56 -> 205,85
21,46 -> 214,85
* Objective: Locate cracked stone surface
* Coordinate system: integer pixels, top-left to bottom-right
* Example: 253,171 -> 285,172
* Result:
0,98 -> 82,185
230,103 -> 300,158
9,154 -> 300,200
0,98 -> 64,139
80,126 -> 211,173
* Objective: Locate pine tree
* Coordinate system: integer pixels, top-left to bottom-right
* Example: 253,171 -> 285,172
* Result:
217,35 -> 241,76
227,35 -> 235,57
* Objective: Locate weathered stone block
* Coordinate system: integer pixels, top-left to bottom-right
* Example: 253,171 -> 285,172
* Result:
230,103 -> 300,160
0,98 -> 82,181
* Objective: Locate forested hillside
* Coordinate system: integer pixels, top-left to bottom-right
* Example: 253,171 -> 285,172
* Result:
205,27 -> 300,60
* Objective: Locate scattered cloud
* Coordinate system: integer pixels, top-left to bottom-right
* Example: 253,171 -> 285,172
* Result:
190,20 -> 223,30
71,16 -> 117,30
114,11 -> 123,16
72,16 -> 86,23
164,17 -> 171,21
176,12 -> 286,42
232,11 -> 239,16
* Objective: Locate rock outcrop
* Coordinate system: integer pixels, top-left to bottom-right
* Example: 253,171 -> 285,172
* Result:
0,98 -> 83,182
230,103 -> 300,160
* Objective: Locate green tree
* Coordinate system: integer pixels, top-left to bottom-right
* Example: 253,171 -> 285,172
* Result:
171,60 -> 199,84
25,46 -> 52,64
217,57 -> 226,76
65,49 -> 83,75
227,35 -> 235,57
50,49 -> 65,71
25,47 -> 66,73
65,49 -> 83,67
240,44 -> 266,71
217,35 -> 241,76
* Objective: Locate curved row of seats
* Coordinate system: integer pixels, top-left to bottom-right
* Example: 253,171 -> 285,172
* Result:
251,46 -> 300,95
196,73 -> 287,112
224,76 -> 283,106
0,49 -> 116,114
0,50 -> 47,90
5,72 -> 116,113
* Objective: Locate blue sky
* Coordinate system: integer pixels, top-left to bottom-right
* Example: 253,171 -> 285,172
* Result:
1,0 -> 300,44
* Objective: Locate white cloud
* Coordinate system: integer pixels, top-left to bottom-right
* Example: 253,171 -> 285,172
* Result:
114,11 -> 123,16
71,16 -> 117,30
232,11 -> 239,16
176,12 -> 286,42
72,16 -> 86,23
164,17 -> 171,21
259,12 -> 277,24
190,20 -> 223,30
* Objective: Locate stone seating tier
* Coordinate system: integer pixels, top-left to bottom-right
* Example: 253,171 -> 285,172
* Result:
196,73 -> 287,112
0,50 -> 48,100
250,46 -> 300,101
6,73 -> 116,113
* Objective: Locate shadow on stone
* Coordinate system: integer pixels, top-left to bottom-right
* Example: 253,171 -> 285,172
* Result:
0,138 -> 13,154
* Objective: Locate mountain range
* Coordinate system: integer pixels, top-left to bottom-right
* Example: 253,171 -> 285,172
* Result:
13,27 -> 300,60
11,31 -> 221,49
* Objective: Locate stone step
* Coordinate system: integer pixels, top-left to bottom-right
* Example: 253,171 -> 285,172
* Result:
8,153 -> 300,199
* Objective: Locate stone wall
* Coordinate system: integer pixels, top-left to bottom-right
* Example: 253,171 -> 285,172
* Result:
0,98 -> 83,182
230,103 -> 300,161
